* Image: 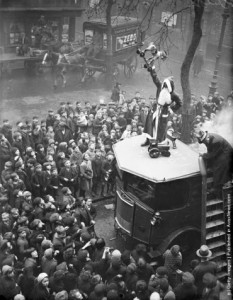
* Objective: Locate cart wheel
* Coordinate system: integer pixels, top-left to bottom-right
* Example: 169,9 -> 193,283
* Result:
124,55 -> 137,78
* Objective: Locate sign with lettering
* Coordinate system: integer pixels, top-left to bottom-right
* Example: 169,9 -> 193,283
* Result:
116,32 -> 137,51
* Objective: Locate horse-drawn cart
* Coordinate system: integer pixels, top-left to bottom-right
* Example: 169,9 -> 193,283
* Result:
82,16 -> 142,81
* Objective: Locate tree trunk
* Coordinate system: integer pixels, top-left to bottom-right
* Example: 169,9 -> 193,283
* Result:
180,0 -> 205,143
105,0 -> 114,90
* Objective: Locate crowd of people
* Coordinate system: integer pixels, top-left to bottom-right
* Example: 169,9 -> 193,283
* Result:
0,85 -> 232,300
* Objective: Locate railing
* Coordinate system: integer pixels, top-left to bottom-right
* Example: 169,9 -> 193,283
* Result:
0,0 -> 85,8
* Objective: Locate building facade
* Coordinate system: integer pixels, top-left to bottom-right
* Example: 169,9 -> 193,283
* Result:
0,0 -> 86,53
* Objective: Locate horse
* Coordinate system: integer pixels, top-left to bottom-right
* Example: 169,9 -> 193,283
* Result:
42,50 -> 66,88
42,47 -> 86,88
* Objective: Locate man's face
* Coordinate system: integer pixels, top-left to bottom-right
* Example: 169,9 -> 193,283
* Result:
16,135 -> 22,141
7,269 -> 15,278
19,230 -> 27,238
13,175 -> 19,182
25,193 -> 32,202
86,199 -> 92,207
36,166 -> 42,173
11,210 -> 19,218
96,152 -> 101,159
65,160 -> 71,168
52,169 -> 58,176
31,250 -> 38,258
2,214 -> 9,224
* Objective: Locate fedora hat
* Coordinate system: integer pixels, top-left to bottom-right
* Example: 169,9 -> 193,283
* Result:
196,245 -> 212,258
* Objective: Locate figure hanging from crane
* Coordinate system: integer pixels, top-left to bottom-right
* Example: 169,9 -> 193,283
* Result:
136,43 -> 182,157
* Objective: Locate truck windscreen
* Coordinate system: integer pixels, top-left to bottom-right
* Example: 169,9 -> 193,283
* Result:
122,172 -> 188,211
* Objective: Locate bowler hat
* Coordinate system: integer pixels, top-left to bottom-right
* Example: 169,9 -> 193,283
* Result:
196,245 -> 212,258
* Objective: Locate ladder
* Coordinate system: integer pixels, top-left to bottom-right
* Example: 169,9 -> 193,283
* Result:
202,173 -> 230,280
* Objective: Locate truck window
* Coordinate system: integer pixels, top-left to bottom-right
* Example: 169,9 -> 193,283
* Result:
123,172 -> 188,211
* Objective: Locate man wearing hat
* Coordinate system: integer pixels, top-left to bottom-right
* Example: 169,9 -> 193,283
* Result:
0,265 -> 21,299
101,151 -> 116,196
1,119 -> 13,144
41,247 -> 58,277
32,163 -> 51,197
16,227 -> 35,261
59,159 -> 78,194
174,272 -> 197,300
54,121 -> 73,144
197,130 -> 233,194
53,225 -> 69,255
1,161 -> 14,185
46,110 -> 55,128
192,245 -> 217,297
111,82 -> 121,103
0,134 -> 12,173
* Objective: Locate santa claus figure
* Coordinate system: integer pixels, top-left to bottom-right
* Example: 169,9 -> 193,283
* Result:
141,69 -> 182,146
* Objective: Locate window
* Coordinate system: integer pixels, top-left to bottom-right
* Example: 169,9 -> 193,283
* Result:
9,22 -> 25,45
161,11 -> 177,27
123,172 -> 188,211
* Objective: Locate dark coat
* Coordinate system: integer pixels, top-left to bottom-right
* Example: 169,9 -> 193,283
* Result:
32,282 -> 52,300
174,283 -> 198,300
54,128 -> 73,144
203,133 -> 233,186
0,276 -> 21,299
192,261 -> 217,297
111,85 -> 120,102
0,141 -> 11,173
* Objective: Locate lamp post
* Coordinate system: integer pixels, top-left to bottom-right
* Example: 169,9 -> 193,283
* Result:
208,1 -> 229,96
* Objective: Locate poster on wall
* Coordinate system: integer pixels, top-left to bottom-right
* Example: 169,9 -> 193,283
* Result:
161,11 -> 177,27
62,24 -> 69,43
85,30 -> 93,44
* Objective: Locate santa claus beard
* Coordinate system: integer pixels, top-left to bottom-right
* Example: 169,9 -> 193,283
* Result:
158,88 -> 172,106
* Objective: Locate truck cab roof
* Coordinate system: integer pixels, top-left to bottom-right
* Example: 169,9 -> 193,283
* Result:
113,135 -> 201,183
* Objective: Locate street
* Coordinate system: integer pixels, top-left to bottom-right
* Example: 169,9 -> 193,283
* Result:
0,52 -> 232,123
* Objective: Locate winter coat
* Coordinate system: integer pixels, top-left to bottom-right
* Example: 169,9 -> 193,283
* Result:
79,160 -> 93,191
0,141 -> 12,173
31,282 -> 52,300
0,275 -> 21,299
70,149 -> 83,166
54,128 -> 73,144
202,133 -> 233,186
